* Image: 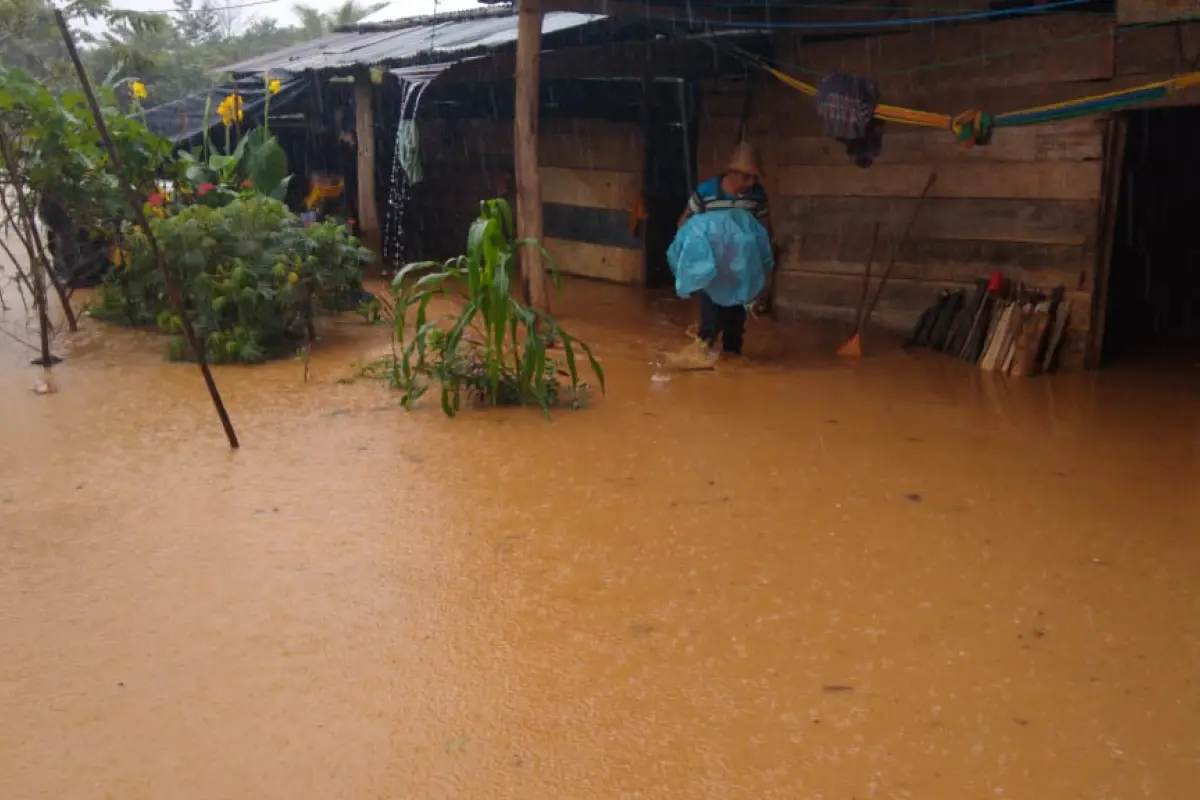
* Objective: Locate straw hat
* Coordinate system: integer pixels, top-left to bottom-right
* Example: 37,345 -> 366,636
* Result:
727,141 -> 764,178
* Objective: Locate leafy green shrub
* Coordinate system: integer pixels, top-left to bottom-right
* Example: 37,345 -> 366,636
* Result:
94,194 -> 373,363
386,198 -> 604,417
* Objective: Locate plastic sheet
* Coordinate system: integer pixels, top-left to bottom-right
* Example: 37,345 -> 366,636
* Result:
667,208 -> 774,307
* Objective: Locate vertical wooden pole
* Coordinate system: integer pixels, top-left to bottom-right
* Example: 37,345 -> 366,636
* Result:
514,0 -> 547,309
354,71 -> 382,262
1086,113 -> 1128,370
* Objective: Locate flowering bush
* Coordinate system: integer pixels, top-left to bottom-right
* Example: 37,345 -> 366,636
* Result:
94,195 -> 373,363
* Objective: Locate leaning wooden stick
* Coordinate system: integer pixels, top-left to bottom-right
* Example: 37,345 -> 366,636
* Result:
54,10 -> 239,449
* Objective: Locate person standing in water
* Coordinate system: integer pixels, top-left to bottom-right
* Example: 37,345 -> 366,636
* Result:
675,142 -> 773,357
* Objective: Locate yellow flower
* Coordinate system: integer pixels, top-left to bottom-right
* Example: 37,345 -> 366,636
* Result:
131,80 -> 147,100
216,94 -> 245,127
267,77 -> 282,96
287,272 -> 299,285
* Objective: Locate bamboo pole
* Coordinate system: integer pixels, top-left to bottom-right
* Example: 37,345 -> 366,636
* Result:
54,10 -> 240,449
514,0 -> 548,310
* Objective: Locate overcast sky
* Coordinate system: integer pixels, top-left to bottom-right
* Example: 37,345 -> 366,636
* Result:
101,0 -> 488,31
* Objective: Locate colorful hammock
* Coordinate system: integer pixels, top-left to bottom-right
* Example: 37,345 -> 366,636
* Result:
762,64 -> 1200,145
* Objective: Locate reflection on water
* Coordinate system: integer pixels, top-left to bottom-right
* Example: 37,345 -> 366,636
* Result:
1,277 -> 1199,799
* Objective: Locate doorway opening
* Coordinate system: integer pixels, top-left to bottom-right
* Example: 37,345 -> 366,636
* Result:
643,78 -> 698,290
1102,107 -> 1200,365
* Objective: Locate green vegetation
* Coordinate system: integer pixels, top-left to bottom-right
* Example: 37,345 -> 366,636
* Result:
383,199 -> 604,417
97,195 -> 371,363
1,0 -> 386,105
1,57 -> 372,364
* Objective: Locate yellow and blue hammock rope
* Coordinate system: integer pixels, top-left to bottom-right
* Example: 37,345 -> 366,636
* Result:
762,64 -> 1200,143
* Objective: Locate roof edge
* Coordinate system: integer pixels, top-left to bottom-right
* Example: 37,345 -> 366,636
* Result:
335,6 -> 515,35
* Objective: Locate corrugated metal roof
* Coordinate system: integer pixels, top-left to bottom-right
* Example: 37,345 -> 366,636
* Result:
221,11 -> 605,76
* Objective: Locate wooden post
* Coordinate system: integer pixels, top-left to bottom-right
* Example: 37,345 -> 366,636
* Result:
354,71 -> 382,262
1086,113 -> 1129,370
515,0 -> 548,309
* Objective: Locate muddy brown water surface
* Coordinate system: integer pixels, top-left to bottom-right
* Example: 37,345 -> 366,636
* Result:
2,279 -> 1199,799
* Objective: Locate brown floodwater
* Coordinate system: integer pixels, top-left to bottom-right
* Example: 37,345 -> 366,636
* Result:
2,275 -> 1199,799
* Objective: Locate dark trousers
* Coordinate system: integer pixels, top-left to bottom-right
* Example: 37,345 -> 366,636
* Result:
698,291 -> 747,355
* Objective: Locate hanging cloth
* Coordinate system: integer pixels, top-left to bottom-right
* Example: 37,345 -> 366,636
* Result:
815,73 -> 885,168
397,119 -> 423,185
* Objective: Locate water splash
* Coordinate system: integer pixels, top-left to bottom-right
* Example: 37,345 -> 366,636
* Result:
383,78 -> 431,268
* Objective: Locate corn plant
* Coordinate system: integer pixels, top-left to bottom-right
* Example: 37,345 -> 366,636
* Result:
390,198 -> 604,417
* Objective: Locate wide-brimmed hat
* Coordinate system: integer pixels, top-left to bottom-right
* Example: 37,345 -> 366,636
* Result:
727,141 -> 764,178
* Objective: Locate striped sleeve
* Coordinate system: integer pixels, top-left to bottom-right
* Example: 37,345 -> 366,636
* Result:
752,186 -> 770,219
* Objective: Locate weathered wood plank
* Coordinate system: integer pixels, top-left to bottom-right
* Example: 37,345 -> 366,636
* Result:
773,272 -> 1092,336
781,14 -> 1113,91
773,272 -> 950,323
776,196 -> 1100,246
1118,0 -> 1200,25
798,234 -> 1087,268
540,166 -> 641,210
780,235 -> 1091,290
777,162 -> 1103,201
544,237 -> 644,284
543,202 -> 642,250
776,118 -> 1103,166
780,257 -> 1083,290
1114,20 -> 1200,74
539,118 -> 645,172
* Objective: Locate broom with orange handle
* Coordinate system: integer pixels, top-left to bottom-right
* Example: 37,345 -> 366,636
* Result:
837,172 -> 938,358
837,222 -> 880,357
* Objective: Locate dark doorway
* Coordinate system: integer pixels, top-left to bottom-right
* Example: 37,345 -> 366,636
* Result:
1103,107 -> 1200,365
643,78 -> 698,290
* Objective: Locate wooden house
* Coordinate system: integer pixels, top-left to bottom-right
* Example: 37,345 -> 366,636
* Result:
226,0 -> 1200,369
502,0 -> 1200,369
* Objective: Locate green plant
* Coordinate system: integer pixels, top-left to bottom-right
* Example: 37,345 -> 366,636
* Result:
0,64 -> 171,287
387,198 -> 604,417
95,195 -> 373,363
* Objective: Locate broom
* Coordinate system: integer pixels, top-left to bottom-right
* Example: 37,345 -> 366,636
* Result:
837,172 -> 938,358
836,222 -> 880,357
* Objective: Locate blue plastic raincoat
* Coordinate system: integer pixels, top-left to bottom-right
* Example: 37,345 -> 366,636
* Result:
667,208 -> 775,307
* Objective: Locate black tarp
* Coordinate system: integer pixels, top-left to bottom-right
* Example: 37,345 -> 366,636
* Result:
140,72 -> 311,147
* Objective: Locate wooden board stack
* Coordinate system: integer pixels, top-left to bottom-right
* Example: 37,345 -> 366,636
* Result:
904,277 -> 1071,375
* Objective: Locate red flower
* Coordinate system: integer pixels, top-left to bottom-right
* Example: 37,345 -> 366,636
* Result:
147,192 -> 165,207
198,182 -> 215,196
346,218 -> 356,226
241,179 -> 253,188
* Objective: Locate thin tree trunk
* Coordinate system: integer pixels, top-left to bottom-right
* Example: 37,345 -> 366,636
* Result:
0,131 -> 78,334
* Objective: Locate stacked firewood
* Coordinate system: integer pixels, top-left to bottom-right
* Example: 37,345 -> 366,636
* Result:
904,274 -> 1072,376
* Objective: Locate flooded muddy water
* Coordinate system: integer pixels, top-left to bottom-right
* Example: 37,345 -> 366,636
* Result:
2,276 -> 1199,799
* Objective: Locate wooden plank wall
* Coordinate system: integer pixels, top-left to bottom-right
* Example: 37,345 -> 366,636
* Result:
539,118 -> 647,285
710,13 -> 1123,368
411,116 -> 646,285
1118,0 -> 1200,24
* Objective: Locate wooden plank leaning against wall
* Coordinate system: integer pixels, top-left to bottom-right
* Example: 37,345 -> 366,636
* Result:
538,118 -> 647,285
734,13 -> 1117,370
412,115 -> 647,285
